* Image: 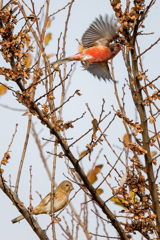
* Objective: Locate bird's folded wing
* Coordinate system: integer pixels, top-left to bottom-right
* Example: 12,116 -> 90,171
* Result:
39,193 -> 51,206
82,62 -> 112,82
82,15 -> 117,48
33,193 -> 51,214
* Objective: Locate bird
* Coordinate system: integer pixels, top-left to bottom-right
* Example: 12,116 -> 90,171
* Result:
51,15 -> 121,82
12,180 -> 74,224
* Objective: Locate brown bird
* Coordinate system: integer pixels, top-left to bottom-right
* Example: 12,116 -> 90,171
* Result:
12,180 -> 74,224
51,15 -> 121,82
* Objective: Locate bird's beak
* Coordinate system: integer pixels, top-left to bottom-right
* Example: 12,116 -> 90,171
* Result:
70,186 -> 74,191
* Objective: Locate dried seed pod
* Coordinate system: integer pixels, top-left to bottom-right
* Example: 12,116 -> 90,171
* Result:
137,75 -> 143,81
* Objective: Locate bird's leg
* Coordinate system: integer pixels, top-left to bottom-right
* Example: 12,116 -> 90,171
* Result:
82,60 -> 90,69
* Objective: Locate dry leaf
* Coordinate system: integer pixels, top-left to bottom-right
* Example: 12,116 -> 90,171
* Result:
92,119 -> 98,134
87,165 -> 103,184
25,53 -> 32,68
46,53 -> 54,59
93,165 -> 103,174
96,188 -> 103,195
129,191 -> 135,198
130,197 -> 138,204
110,197 -> 126,209
0,84 -> 7,96
151,151 -> 157,158
79,150 -> 87,158
26,36 -> 31,48
87,173 -> 97,184
44,33 -> 52,45
123,133 -> 130,145
120,173 -> 127,187
46,18 -> 51,28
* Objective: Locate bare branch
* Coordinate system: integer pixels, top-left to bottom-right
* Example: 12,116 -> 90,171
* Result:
0,176 -> 49,240
137,37 -> 160,59
14,114 -> 32,194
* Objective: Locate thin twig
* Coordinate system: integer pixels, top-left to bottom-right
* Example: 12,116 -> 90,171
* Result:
14,114 -> 32,194
0,177 -> 49,240
31,122 -> 52,180
137,38 -> 160,59
0,103 -> 26,111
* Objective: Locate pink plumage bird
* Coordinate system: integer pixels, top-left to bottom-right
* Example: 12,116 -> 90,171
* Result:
51,15 -> 121,82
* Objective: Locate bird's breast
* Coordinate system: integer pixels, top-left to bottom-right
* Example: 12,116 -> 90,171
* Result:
53,193 -> 68,212
68,46 -> 114,63
81,47 -> 113,63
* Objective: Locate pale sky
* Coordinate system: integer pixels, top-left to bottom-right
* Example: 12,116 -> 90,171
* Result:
0,0 -> 160,239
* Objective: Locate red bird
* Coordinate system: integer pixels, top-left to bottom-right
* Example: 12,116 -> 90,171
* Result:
51,15 -> 121,82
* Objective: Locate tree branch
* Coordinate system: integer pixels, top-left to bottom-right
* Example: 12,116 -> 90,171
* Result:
0,176 -> 49,240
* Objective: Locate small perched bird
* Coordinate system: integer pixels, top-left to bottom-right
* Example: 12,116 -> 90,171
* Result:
12,180 -> 74,224
51,15 -> 121,82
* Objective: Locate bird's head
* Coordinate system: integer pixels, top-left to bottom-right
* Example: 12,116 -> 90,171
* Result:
109,43 -> 122,55
58,180 -> 74,195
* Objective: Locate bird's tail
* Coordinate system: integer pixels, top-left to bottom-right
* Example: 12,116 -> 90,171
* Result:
12,214 -> 24,224
51,58 -> 71,68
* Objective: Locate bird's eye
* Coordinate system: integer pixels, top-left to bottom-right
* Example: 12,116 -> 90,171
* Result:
66,184 -> 69,186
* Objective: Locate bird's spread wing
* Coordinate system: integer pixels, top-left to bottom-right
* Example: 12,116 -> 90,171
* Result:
82,15 -> 117,49
82,62 -> 112,82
